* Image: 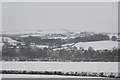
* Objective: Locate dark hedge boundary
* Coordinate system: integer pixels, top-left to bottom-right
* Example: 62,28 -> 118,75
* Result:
1,70 -> 120,78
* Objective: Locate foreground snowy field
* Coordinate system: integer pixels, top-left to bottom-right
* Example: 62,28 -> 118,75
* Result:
2,62 -> 118,73
2,74 -> 104,78
2,62 -> 119,78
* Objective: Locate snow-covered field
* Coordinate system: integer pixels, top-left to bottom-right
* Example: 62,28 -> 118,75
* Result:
2,62 -> 118,73
30,45 -> 49,49
2,74 -> 103,78
62,40 -> 118,50
2,37 -> 18,43
2,62 -> 119,78
74,40 -> 118,50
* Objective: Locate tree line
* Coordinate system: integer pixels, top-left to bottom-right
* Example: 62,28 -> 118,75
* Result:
2,44 -> 119,62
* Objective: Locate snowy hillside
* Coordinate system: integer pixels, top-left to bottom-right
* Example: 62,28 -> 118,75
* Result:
62,40 -> 118,50
74,40 -> 118,50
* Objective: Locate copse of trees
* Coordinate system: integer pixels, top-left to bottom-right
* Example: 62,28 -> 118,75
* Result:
74,34 -> 109,43
18,36 -> 62,46
111,36 -> 117,41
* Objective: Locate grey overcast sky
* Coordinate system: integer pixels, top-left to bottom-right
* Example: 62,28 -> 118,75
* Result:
2,2 -> 118,32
